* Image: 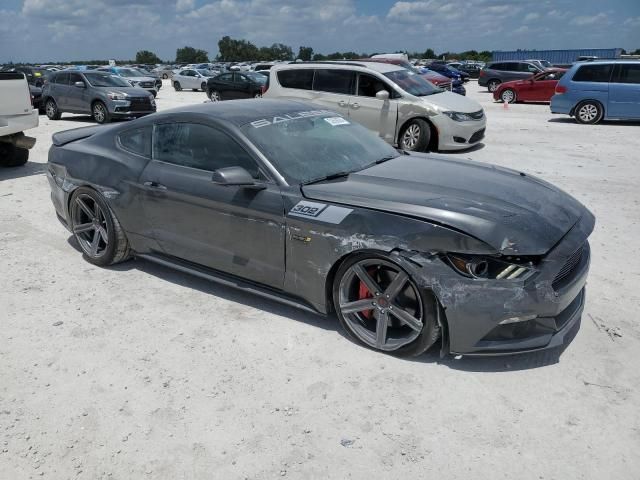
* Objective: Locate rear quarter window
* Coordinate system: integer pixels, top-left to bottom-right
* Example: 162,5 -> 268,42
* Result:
313,69 -> 355,94
277,69 -> 314,90
572,64 -> 613,83
118,126 -> 152,157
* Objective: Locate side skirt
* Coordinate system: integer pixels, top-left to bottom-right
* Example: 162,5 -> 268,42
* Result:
136,252 -> 321,316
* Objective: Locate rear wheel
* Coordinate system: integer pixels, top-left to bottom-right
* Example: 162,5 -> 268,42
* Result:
45,99 -> 61,120
69,187 -> 131,267
487,79 -> 501,92
0,143 -> 28,167
575,101 -> 603,124
333,253 -> 439,356
399,119 -> 431,152
209,90 -> 221,101
500,88 -> 516,103
173,81 -> 182,91
92,101 -> 110,124
200,82 -> 207,91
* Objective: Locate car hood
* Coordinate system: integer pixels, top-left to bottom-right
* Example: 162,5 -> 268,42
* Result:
301,153 -> 588,255
425,91 -> 482,113
126,76 -> 155,82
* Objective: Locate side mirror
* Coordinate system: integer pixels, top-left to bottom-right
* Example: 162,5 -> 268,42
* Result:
212,166 -> 265,189
74,81 -> 86,88
375,90 -> 390,101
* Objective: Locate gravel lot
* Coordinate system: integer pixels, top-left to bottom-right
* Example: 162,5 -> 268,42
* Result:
1,80 -> 639,480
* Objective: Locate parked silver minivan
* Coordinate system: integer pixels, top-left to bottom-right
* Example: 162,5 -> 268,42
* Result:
264,61 -> 486,151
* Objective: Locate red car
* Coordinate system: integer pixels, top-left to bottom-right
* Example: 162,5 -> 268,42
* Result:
493,68 -> 566,104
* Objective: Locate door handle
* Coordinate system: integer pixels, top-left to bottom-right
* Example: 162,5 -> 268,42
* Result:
143,181 -> 167,190
337,100 -> 347,107
351,102 -> 360,109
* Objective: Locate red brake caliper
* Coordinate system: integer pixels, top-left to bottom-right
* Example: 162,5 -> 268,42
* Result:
358,267 -> 376,319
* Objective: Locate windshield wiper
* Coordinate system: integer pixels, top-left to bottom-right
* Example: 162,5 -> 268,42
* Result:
374,154 -> 397,165
301,171 -> 352,186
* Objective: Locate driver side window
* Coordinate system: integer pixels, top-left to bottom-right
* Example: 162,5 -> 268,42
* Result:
357,74 -> 393,98
152,123 -> 263,178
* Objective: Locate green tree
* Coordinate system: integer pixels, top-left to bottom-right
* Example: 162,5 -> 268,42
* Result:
175,46 -> 208,63
297,46 -> 313,61
423,48 -> 436,58
135,50 -> 162,64
217,36 -> 259,61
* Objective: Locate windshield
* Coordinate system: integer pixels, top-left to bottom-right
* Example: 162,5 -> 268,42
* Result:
241,111 -> 399,185
117,68 -> 140,78
196,69 -> 212,76
384,69 -> 441,96
84,73 -> 131,87
246,72 -> 267,84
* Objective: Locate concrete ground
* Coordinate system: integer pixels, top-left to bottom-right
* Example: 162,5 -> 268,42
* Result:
1,80 -> 639,480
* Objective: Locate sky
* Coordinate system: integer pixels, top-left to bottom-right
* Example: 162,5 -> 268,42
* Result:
1,0 -> 639,62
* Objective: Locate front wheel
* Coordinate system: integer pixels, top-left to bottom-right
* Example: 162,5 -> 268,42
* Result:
500,88 -> 516,103
92,101 -> 110,124
487,79 -> 501,92
333,253 -> 439,356
69,187 -> 131,267
399,119 -> 431,152
575,101 -> 603,124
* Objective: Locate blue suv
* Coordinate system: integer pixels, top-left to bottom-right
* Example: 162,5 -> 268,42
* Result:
551,60 -> 640,124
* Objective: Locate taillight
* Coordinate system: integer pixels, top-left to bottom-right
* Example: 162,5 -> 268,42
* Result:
555,85 -> 567,94
30,94 -> 34,107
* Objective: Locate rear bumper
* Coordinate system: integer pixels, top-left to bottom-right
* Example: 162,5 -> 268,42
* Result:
0,109 -> 39,138
550,94 -> 573,114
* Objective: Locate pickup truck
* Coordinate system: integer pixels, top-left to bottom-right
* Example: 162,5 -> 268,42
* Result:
0,72 -> 38,167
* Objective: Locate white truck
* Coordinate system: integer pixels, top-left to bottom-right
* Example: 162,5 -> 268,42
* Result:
0,72 -> 38,167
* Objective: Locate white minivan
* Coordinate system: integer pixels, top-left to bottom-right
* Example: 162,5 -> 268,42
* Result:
264,61 -> 486,152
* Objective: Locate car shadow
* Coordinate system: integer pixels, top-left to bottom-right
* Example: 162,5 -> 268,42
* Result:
548,117 -> 640,126
0,160 -> 46,180
441,143 -> 485,154
65,235 -> 578,372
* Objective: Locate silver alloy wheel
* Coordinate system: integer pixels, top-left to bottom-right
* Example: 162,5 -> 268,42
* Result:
488,80 -> 500,92
578,103 -> 599,123
93,103 -> 106,123
501,89 -> 515,103
254,92 -> 262,98
45,100 -> 56,118
402,123 -> 421,150
71,194 -> 109,258
210,91 -> 221,101
338,258 -> 424,351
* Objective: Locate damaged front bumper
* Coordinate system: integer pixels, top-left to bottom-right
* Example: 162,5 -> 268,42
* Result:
401,215 -> 593,356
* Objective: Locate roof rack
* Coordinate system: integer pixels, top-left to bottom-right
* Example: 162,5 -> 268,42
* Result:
580,57 -> 640,62
292,61 -> 369,68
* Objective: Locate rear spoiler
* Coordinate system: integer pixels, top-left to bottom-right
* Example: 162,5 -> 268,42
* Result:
51,125 -> 105,146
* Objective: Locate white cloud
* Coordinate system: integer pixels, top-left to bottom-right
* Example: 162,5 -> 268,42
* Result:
570,12 -> 608,26
524,12 -> 540,22
175,0 -> 194,12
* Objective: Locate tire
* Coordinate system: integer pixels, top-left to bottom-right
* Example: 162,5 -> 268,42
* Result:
574,101 -> 603,125
69,187 -> 131,267
399,119 -> 431,152
200,82 -> 206,91
92,101 -> 110,124
333,252 -> 440,356
209,90 -> 221,102
254,92 -> 262,98
45,98 -> 61,120
487,79 -> 501,92
0,143 -> 28,167
500,88 -> 516,103
174,81 -> 182,91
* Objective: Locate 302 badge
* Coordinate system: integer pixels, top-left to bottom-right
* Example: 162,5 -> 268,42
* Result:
287,201 -> 353,224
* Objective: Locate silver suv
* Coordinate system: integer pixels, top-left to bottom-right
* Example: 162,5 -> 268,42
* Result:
264,61 -> 486,151
42,71 -> 156,124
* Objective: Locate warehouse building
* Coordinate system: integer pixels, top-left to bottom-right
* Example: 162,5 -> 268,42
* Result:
492,48 -> 623,65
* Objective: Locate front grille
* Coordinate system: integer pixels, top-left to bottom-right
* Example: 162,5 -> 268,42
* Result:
552,244 -> 585,290
439,82 -> 452,90
469,128 -> 485,143
468,110 -> 484,120
140,82 -> 154,88
129,97 -> 153,111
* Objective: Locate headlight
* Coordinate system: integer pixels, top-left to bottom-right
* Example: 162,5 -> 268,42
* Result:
442,111 -> 475,122
445,253 -> 535,280
107,92 -> 128,100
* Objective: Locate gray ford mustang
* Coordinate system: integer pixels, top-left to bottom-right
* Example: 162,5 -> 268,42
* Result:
47,99 -> 594,356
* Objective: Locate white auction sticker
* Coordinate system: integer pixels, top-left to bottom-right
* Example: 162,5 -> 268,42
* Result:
324,117 -> 350,126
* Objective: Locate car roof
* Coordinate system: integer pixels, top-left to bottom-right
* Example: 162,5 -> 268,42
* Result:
575,59 -> 640,64
271,61 -> 403,74
149,99 -> 329,127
